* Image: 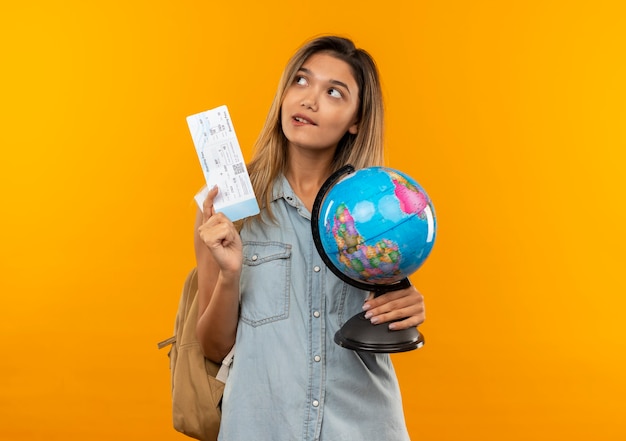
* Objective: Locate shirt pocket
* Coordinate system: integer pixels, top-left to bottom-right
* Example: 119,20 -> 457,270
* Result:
240,241 -> 292,327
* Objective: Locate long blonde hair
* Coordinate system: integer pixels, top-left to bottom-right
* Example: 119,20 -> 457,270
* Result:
247,35 -> 386,220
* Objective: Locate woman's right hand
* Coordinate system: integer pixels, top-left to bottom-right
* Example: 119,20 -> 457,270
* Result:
197,186 -> 243,275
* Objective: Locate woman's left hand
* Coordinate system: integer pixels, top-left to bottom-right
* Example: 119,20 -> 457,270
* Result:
361,285 -> 425,330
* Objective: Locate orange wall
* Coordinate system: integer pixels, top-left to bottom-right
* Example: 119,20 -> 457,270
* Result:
1,1 -> 624,440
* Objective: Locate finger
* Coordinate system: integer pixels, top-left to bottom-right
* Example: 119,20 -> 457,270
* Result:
363,289 -> 406,311
202,186 -> 219,222
199,213 -> 239,248
212,216 -> 239,247
364,292 -> 425,326
367,301 -> 425,327
366,305 -> 410,324
388,314 -> 425,331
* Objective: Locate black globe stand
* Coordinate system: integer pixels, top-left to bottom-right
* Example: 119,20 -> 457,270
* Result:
311,165 -> 425,353
333,277 -> 425,352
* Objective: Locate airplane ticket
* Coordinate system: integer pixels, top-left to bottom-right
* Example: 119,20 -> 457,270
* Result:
186,105 -> 259,221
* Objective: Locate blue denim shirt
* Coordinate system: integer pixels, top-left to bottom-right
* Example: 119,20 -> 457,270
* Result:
219,175 -> 411,441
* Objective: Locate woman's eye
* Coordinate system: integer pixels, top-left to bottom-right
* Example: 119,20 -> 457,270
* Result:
295,76 -> 308,86
328,88 -> 342,98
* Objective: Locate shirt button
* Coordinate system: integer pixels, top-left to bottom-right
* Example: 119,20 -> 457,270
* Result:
251,255 -> 258,261
314,355 -> 321,362
313,265 -> 321,272
312,400 -> 319,407
313,311 -> 320,318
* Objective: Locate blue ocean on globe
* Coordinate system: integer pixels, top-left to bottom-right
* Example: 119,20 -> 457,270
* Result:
317,167 -> 436,285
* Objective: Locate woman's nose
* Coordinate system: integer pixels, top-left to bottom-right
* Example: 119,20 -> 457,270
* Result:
300,91 -> 318,111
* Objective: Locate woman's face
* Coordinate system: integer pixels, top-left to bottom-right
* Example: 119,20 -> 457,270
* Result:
281,52 -> 360,154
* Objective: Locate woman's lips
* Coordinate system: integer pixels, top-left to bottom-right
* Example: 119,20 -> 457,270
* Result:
292,113 -> 316,125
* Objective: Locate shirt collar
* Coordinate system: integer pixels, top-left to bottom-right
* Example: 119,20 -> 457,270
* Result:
271,174 -> 310,218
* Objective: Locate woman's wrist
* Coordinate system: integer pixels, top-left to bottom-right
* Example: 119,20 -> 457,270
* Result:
217,268 -> 241,289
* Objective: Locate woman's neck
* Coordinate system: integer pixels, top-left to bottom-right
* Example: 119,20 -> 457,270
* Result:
284,150 -> 334,213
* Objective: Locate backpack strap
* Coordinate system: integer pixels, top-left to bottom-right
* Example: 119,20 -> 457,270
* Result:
216,345 -> 235,383
157,336 -> 176,350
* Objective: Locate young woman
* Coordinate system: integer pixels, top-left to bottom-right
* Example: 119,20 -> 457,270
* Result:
194,35 -> 425,440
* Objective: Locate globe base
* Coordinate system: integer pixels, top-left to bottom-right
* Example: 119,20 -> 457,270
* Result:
334,312 -> 425,353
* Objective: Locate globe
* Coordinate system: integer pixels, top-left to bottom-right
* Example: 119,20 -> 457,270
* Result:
311,165 -> 436,352
315,166 -> 436,289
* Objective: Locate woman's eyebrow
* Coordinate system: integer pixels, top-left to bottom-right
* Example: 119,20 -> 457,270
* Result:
329,79 -> 350,93
297,67 -> 351,94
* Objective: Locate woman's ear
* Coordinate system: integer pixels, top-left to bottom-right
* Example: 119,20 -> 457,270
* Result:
348,121 -> 359,135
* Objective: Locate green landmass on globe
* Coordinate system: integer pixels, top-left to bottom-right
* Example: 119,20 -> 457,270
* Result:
332,203 -> 402,283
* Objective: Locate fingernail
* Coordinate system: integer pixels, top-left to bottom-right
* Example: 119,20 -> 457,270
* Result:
362,303 -> 371,311
364,311 -> 372,319
370,316 -> 379,324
